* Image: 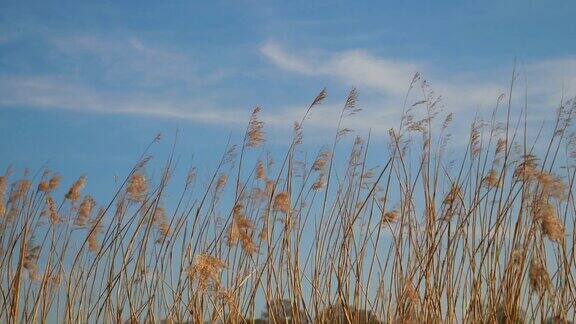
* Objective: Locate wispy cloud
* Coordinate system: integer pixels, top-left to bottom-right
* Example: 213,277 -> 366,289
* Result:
0,74 -> 247,125
0,34 -> 251,125
261,40 -> 576,102
261,40 -> 576,138
1,33 -> 576,140
261,41 -> 418,96
50,35 -> 228,89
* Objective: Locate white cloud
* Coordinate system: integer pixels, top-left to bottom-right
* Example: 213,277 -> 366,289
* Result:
261,40 -> 576,104
261,41 -> 418,96
0,34 -> 251,127
261,40 -> 576,140
1,34 -> 576,142
260,42 -> 315,76
0,75 -> 245,125
50,35 -> 228,89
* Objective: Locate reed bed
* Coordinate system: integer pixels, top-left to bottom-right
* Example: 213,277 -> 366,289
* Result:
1,71 -> 575,323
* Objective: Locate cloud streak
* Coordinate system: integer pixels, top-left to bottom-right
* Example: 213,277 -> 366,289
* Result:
261,40 -> 576,105
261,40 -> 576,140
0,74 -> 247,126
0,34 -> 253,126
1,34 -> 575,140
261,41 -> 418,96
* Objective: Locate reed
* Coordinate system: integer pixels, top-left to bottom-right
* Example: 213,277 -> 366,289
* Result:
0,72 -> 575,323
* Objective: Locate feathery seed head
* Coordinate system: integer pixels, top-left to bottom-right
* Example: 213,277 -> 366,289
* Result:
273,192 -> 290,214
483,169 -> 501,188
381,209 -> 398,225
256,160 -> 266,181
310,88 -> 327,108
189,254 -> 226,290
246,106 -> 265,148
44,196 -> 60,225
65,175 -> 86,202
75,196 -> 95,227
228,204 -> 257,255
48,175 -> 61,192
215,174 -> 228,194
312,173 -> 326,191
514,155 -> 539,182
541,209 -> 565,243
443,184 -> 462,206
293,122 -> 303,145
312,150 -> 331,172
537,172 -> 565,201
38,181 -> 50,192
127,173 -> 147,202
265,179 -> 275,196
9,179 -> 32,204
23,243 -> 41,281
87,209 -> 104,253
153,207 -> 170,243
529,259 -> 551,295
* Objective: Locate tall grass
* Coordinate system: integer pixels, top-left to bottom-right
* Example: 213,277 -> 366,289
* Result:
1,72 -> 575,323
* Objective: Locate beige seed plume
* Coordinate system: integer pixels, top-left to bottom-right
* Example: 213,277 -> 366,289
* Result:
470,120 -> 482,157
229,204 -> 244,240
75,196 -> 95,227
186,167 -> 197,186
250,187 -> 266,203
48,175 -> 61,192
310,88 -> 327,108
534,201 -> 553,223
495,138 -> 507,155
216,174 -> 228,194
529,259 -> 551,295
508,248 -> 524,269
536,172 -> 565,201
265,179 -> 275,196
127,173 -> 147,202
273,192 -> 290,214
256,160 -> 266,181
87,209 -> 104,253
44,196 -> 60,225
312,173 -> 326,191
443,184 -> 462,206
153,207 -> 170,243
533,201 -> 565,242
23,243 -> 41,281
513,155 -> 538,182
312,150 -> 331,172
0,196 -> 4,217
345,88 -> 358,110
259,218 -> 269,242
312,150 -> 331,189
442,113 -> 453,129
9,179 -> 32,204
0,175 -> 6,196
0,176 -> 6,217
483,169 -> 501,188
240,236 -> 258,256
403,282 -> 420,305
5,206 -> 18,222
38,181 -> 49,192
65,175 -> 86,202
381,209 -> 398,225
541,209 -> 565,243
228,204 -> 257,256
38,173 -> 60,193
189,254 -> 226,290
246,106 -> 264,148
293,122 -> 303,145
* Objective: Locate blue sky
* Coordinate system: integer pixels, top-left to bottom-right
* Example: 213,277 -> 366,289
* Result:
1,0 -> 576,199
